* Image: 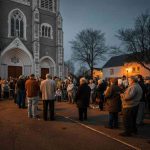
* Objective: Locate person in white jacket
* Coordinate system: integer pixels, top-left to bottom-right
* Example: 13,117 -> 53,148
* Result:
40,74 -> 56,121
67,80 -> 74,103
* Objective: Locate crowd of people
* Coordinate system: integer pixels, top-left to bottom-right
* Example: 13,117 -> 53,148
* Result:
0,74 -> 150,137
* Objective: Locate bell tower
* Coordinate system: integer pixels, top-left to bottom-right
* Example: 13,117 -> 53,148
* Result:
32,0 -> 40,77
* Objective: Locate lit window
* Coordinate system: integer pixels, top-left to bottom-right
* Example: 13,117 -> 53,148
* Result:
132,67 -> 136,73
137,67 -> 140,72
41,23 -> 53,39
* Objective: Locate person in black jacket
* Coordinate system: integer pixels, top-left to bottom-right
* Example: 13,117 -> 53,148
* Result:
95,79 -> 106,111
16,75 -> 26,108
136,74 -> 146,126
75,77 -> 91,121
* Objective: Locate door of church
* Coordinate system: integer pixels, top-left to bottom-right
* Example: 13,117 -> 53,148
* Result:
41,68 -> 49,79
8,66 -> 22,78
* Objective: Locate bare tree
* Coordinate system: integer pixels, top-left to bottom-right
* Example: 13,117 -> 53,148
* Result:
70,28 -> 107,78
64,59 -> 75,74
117,11 -> 150,71
76,65 -> 89,77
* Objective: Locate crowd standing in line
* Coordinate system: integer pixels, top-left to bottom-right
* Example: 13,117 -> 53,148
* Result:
0,73 -> 150,137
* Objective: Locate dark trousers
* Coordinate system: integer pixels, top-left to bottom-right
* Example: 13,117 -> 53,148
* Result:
43,100 -> 55,121
99,95 -> 104,110
17,90 -> 25,108
123,105 -> 139,134
108,112 -> 118,128
9,89 -> 15,99
78,108 -> 87,121
3,91 -> 9,99
99,101 -> 104,110
56,96 -> 61,102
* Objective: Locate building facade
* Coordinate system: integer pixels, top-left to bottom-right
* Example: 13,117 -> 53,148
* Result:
0,0 -> 64,79
103,54 -> 150,79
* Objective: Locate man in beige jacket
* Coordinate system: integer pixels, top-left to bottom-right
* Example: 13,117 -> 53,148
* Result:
120,76 -> 142,136
40,74 -> 56,121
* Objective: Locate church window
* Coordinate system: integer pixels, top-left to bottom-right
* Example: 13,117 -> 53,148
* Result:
20,20 -> 24,38
8,9 -> 27,39
11,18 -> 15,36
40,0 -> 54,12
45,26 -> 48,36
48,27 -> 50,37
42,26 -> 45,36
41,23 -> 53,39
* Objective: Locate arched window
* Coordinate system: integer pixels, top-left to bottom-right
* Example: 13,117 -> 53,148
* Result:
8,9 -> 26,39
40,0 -> 54,12
41,23 -> 53,39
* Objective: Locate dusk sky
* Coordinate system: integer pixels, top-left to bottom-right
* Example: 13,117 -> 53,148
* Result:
60,0 -> 150,68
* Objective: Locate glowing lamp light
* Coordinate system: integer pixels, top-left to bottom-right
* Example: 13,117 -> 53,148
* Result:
125,67 -> 131,78
126,68 -> 129,72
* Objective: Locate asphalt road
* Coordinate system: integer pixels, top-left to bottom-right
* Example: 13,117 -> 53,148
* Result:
0,100 -> 150,150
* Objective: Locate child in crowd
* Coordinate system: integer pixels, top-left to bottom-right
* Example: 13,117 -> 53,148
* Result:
55,88 -> 62,102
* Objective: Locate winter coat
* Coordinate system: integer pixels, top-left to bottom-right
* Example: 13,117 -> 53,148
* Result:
121,83 -> 142,108
104,84 -> 122,112
40,79 -> 56,100
25,79 -> 39,98
138,81 -> 146,102
75,83 -> 91,108
17,79 -> 25,91
95,83 -> 106,102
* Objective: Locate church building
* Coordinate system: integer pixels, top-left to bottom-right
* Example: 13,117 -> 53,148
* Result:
0,0 -> 64,79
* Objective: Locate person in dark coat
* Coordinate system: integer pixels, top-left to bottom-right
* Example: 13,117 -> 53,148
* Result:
95,79 -> 106,111
16,75 -> 26,108
136,74 -> 146,125
75,77 -> 91,121
104,78 -> 122,129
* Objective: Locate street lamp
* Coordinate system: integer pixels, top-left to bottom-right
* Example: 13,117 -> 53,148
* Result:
126,68 -> 129,79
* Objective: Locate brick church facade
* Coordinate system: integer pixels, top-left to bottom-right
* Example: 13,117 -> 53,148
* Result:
0,0 -> 64,79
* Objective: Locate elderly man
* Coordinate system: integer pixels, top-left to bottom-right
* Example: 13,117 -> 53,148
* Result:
40,74 -> 56,121
120,76 -> 143,136
25,74 -> 40,119
75,77 -> 91,121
